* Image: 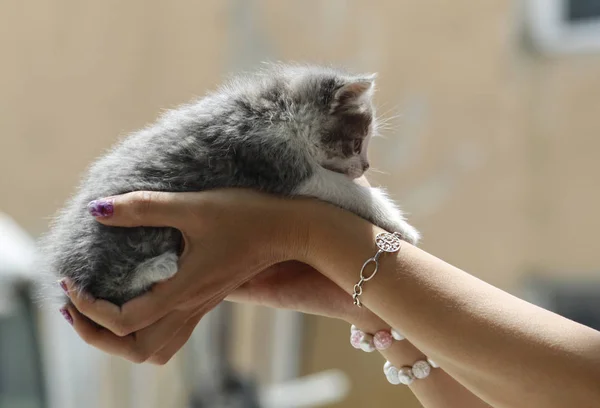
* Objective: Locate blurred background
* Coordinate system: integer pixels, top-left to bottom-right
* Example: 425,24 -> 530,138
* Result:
1,1 -> 600,407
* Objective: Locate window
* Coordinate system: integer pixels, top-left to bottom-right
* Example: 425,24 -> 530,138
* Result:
526,0 -> 600,53
567,0 -> 600,22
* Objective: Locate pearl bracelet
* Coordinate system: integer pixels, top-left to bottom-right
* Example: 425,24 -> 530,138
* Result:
383,358 -> 439,385
350,325 -> 440,385
349,325 -> 405,352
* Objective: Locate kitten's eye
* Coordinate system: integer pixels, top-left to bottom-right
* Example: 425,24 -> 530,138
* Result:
353,139 -> 363,154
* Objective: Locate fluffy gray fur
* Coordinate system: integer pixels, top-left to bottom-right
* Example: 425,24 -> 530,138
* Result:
39,64 -> 419,305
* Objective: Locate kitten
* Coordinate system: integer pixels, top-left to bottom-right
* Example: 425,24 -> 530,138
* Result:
39,64 -> 419,305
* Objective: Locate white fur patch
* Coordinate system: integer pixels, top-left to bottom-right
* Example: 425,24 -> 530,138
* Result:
131,251 -> 179,291
294,168 -> 419,244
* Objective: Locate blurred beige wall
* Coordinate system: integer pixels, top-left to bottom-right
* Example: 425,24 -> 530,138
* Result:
2,1 -> 600,407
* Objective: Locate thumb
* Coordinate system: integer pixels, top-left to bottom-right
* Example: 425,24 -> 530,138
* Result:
87,191 -> 188,229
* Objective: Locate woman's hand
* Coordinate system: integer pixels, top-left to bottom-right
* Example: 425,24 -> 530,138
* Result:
225,177 -> 387,331
61,189 -> 308,364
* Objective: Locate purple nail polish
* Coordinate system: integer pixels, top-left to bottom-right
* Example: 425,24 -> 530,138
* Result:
59,279 -> 69,296
60,307 -> 73,325
88,199 -> 114,217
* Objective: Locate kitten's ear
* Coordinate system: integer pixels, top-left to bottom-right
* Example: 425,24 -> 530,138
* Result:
331,74 -> 376,114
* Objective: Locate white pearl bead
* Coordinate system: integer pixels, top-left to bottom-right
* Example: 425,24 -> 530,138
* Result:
398,367 -> 415,385
360,343 -> 376,352
350,325 -> 359,333
359,334 -> 376,352
385,366 -> 401,385
391,328 -> 405,341
412,360 -> 432,379
383,360 -> 393,374
427,358 -> 439,368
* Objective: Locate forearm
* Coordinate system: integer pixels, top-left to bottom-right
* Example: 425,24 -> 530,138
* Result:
352,314 -> 492,408
298,202 -> 600,408
229,260 -> 491,407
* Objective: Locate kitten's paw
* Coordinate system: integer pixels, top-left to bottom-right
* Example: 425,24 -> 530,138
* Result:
131,251 -> 179,292
377,217 -> 420,245
394,219 -> 420,245
369,187 -> 420,245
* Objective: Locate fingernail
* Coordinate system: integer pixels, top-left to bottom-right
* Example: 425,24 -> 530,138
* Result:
88,199 -> 114,217
58,279 -> 69,296
60,307 -> 73,325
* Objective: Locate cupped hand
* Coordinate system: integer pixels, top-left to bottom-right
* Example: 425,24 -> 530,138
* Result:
226,175 -> 386,333
60,189 -> 306,364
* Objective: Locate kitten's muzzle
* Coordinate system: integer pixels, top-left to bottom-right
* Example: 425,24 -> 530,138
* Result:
323,162 -> 369,179
348,165 -> 369,179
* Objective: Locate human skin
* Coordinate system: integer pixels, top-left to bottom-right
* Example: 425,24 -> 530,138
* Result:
60,189 -> 600,408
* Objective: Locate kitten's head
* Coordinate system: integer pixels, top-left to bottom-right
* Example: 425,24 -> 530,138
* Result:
248,65 -> 378,179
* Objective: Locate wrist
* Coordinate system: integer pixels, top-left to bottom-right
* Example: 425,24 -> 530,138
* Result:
276,198 -> 319,263
345,306 -> 389,334
300,199 -> 385,290
256,196 -> 310,265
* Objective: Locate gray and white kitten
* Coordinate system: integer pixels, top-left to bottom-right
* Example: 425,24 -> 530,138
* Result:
40,64 -> 419,305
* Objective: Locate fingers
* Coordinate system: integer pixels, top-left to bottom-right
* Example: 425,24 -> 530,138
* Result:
63,278 -> 183,337
65,304 -> 198,364
87,191 -> 194,229
65,305 -> 135,358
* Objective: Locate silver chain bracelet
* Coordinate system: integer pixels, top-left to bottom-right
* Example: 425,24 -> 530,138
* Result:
352,231 -> 403,307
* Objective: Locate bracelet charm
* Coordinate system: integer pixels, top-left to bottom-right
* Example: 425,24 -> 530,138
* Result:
352,232 -> 402,307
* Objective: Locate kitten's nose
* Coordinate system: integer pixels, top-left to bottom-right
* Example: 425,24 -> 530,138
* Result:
362,162 -> 370,172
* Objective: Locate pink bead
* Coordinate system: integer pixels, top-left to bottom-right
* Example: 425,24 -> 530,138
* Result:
373,330 -> 393,350
350,330 -> 364,349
